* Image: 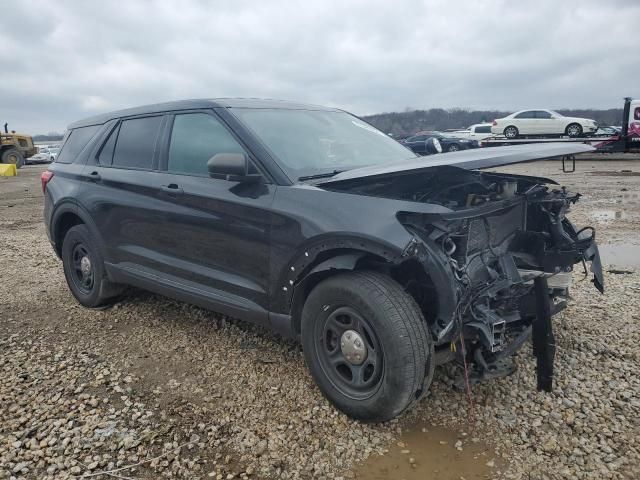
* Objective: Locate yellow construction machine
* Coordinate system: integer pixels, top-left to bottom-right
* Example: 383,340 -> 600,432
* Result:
0,123 -> 37,169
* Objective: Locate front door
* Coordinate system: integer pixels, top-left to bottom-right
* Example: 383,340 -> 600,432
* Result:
155,111 -> 275,315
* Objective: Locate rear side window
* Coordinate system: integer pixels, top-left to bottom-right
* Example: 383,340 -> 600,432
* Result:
56,125 -> 100,164
475,126 -> 491,133
112,116 -> 162,170
515,111 -> 534,119
168,113 -> 246,176
535,111 -> 552,119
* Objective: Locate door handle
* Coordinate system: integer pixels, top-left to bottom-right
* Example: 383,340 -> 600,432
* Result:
86,171 -> 101,182
161,184 -> 184,196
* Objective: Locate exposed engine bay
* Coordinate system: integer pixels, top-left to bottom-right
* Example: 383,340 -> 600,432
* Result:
325,165 -> 604,389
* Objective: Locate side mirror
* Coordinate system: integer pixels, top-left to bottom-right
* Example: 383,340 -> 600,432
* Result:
207,153 -> 261,182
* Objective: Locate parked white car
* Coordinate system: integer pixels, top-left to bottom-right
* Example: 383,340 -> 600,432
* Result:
491,110 -> 597,138
28,147 -> 58,163
443,123 -> 494,142
463,123 -> 494,141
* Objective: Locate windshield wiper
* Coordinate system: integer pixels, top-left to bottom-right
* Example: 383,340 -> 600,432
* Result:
298,170 -> 345,181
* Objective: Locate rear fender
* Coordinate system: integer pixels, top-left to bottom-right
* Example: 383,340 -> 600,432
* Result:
51,201 -> 108,261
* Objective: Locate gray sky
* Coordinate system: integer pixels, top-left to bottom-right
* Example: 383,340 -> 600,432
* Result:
1,0 -> 638,133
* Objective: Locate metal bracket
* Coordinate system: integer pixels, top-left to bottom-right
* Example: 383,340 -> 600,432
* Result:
561,155 -> 576,173
533,276 -> 555,392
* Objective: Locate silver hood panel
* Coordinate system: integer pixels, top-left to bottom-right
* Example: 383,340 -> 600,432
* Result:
317,143 -> 594,185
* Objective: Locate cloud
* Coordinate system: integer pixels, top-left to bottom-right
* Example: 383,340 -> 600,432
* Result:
0,0 -> 637,133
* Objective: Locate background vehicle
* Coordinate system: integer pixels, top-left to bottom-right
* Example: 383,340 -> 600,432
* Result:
0,124 -> 37,168
594,126 -> 620,136
481,98 -> 640,153
444,123 -> 494,142
42,99 -> 602,423
491,109 -> 597,138
401,131 -> 474,154
29,146 -> 57,164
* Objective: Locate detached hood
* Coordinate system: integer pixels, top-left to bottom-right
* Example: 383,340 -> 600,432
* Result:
317,143 -> 594,186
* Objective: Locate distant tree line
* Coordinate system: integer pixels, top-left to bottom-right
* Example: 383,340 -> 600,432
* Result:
33,133 -> 64,142
363,108 -> 624,137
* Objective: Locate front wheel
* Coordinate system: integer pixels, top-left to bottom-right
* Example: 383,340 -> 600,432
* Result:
566,123 -> 583,137
301,271 -> 434,422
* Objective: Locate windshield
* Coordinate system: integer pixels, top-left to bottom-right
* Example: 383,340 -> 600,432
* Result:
231,108 -> 416,180
549,110 -> 563,117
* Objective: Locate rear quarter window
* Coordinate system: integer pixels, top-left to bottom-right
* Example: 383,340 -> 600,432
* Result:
55,125 -> 101,164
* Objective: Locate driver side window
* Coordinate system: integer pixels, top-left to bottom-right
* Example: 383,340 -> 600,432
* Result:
168,113 -> 249,176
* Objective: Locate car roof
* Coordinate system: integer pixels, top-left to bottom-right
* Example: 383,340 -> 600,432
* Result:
68,98 -> 341,129
511,109 -> 551,115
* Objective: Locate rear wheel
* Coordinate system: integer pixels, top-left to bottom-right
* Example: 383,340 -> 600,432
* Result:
1,148 -> 25,168
503,126 -> 519,138
566,123 -> 583,137
61,224 -> 123,308
301,271 -> 434,422
447,143 -> 460,152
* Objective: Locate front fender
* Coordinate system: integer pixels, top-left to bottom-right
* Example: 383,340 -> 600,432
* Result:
272,234 -> 405,315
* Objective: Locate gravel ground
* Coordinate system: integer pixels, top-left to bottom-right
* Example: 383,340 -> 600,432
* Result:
1,158 -> 639,479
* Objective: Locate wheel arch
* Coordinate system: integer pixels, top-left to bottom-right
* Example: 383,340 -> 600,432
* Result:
51,202 -> 106,259
280,238 -> 446,336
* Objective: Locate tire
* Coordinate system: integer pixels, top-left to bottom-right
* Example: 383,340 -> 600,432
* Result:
503,126 -> 519,139
301,271 -> 434,422
447,143 -> 460,152
566,123 -> 583,137
61,224 -> 123,308
1,148 -> 25,168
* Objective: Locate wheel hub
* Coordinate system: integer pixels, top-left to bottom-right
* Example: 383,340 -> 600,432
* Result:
80,256 -> 92,276
340,329 -> 367,365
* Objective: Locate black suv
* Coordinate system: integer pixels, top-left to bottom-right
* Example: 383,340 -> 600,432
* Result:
43,99 -> 603,422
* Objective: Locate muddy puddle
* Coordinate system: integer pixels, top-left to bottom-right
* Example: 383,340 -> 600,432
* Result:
599,243 -> 640,268
352,422 -> 498,480
588,170 -> 640,176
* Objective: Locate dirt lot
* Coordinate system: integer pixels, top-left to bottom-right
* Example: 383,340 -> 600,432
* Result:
1,156 -> 639,479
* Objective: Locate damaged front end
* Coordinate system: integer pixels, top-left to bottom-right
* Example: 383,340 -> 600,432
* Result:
395,167 -> 604,388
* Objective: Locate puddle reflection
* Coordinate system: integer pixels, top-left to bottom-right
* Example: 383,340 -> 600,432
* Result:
599,243 -> 640,268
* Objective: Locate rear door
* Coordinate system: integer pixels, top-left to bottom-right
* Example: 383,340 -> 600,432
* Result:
514,111 -> 536,134
155,110 -> 275,315
82,114 -> 168,271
